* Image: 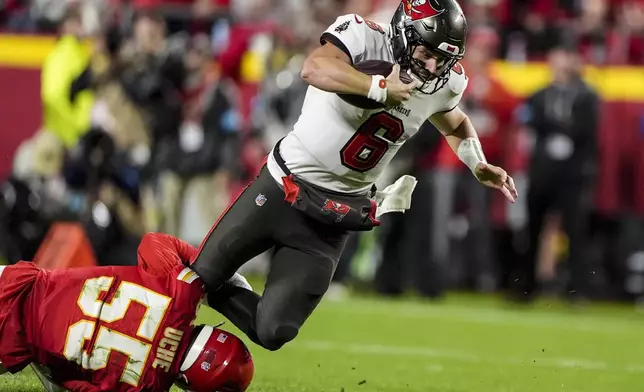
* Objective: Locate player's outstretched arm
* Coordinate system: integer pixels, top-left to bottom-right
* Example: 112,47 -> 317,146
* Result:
301,42 -> 371,96
430,108 -> 518,203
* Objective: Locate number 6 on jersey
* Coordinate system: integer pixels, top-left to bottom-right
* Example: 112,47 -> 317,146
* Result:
340,112 -> 405,172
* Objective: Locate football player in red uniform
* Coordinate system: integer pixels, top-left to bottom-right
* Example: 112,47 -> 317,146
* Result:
0,233 -> 254,392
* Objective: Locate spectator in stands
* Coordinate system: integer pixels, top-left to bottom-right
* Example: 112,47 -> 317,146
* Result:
89,25 -> 152,163
462,0 -> 498,30
575,0 -> 610,64
607,0 -> 644,64
500,0 -> 568,61
41,6 -> 94,149
215,0 -> 279,180
103,10 -> 187,234
158,34 -> 240,243
1,0 -> 37,32
78,25 -> 152,238
515,43 -> 600,302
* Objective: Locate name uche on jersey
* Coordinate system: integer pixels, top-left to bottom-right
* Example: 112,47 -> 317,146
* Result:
151,327 -> 184,372
267,13 -> 468,194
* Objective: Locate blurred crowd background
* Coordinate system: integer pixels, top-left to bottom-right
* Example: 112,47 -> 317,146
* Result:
1,0 -> 644,304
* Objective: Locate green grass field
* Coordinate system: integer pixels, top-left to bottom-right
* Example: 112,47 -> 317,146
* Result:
2,289 -> 644,392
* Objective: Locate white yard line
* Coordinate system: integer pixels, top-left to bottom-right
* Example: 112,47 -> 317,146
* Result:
322,302 -> 643,334
294,340 -> 644,374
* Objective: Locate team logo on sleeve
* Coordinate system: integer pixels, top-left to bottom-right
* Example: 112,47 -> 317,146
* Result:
334,20 -> 351,33
353,14 -> 385,34
321,199 -> 351,222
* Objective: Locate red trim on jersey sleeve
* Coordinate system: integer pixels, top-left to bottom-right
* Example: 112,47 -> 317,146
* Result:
137,233 -> 198,276
364,19 -> 385,34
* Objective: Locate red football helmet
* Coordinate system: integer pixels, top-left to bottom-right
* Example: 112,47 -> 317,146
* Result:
177,326 -> 254,392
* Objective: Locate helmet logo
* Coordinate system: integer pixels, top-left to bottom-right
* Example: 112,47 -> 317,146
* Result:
200,349 -> 217,372
438,42 -> 460,55
404,0 -> 441,20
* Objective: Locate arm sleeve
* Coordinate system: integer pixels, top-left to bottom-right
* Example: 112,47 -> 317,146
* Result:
137,233 -> 198,276
319,14 -> 369,65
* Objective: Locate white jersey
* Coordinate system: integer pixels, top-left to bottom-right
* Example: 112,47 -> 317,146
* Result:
267,13 -> 468,194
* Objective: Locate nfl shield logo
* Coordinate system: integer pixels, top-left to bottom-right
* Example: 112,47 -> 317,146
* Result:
255,193 -> 267,206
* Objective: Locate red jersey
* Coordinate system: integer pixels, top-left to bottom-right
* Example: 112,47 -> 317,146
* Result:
0,233 -> 204,392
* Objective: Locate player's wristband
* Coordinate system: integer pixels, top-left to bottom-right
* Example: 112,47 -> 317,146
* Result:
457,137 -> 487,173
367,75 -> 387,103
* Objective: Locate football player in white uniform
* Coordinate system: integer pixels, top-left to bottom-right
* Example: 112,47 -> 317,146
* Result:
190,0 -> 518,352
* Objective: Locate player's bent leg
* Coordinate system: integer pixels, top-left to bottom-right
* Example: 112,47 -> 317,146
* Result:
254,246 -> 337,351
207,246 -> 338,351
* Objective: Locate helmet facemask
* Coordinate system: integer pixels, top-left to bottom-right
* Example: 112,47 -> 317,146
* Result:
401,22 -> 461,94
